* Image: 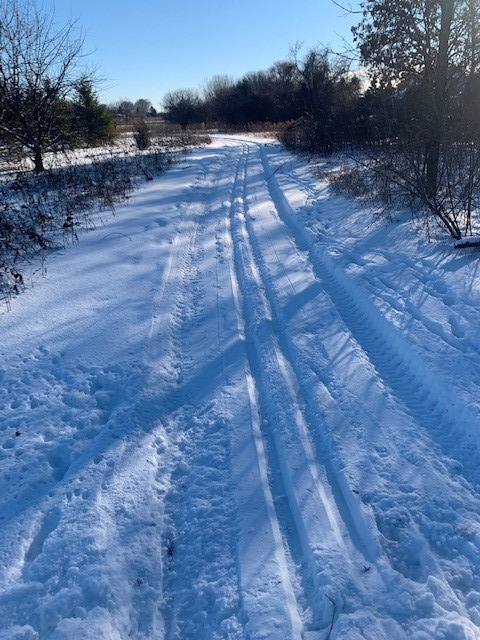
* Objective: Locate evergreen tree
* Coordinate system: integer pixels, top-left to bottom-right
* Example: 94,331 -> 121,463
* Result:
71,80 -> 116,147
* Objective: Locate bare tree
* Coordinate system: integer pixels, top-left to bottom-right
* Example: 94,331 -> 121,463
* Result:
280,45 -> 357,154
115,100 -> 136,121
163,89 -> 203,130
0,0 -> 93,172
351,0 -> 480,238
134,99 -> 152,118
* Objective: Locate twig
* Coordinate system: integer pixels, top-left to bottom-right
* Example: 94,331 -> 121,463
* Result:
331,0 -> 362,14
101,232 -> 132,241
265,158 -> 292,182
324,593 -> 337,639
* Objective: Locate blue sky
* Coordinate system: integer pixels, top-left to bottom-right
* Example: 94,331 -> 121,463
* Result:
46,0 -> 361,108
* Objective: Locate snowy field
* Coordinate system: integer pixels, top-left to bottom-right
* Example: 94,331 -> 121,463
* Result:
1,135 -> 480,639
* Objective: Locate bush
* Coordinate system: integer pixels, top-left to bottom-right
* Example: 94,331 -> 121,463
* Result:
278,117 -> 334,156
0,134 -> 213,305
330,144 -> 480,238
133,120 -> 151,150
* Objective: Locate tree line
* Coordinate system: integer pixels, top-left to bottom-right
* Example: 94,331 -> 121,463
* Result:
161,46 -> 363,151
2,0 -> 480,239
162,0 -> 480,239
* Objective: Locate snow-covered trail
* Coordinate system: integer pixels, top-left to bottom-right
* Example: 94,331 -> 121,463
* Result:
2,136 -> 480,639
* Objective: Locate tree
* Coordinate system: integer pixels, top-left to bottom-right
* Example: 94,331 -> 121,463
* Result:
0,0 -> 93,171
71,80 -> 116,147
203,75 -> 236,124
279,46 -> 357,154
353,0 -> 480,197
163,89 -> 203,130
116,100 -> 136,121
352,0 -> 480,237
267,60 -> 303,122
134,99 -> 152,118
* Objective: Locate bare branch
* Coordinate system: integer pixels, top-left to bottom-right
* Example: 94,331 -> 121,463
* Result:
330,0 -> 362,15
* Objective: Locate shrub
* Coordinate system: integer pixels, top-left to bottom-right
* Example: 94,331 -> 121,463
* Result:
133,120 -> 151,150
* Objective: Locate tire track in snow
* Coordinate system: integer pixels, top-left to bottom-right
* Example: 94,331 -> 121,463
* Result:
260,143 -> 480,456
265,148 -> 480,379
259,141 -> 480,471
255,141 -> 480,627
279,155 -> 480,419
150,146 -> 249,640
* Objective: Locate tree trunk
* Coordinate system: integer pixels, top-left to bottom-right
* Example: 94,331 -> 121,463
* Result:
425,140 -> 440,199
426,0 -> 455,198
33,145 -> 45,173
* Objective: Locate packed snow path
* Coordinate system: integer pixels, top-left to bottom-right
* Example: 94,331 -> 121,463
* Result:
2,136 -> 480,639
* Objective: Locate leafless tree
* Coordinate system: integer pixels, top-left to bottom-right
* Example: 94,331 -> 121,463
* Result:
0,0 -> 93,172
163,89 -> 203,130
115,100 -> 136,121
134,99 -> 152,118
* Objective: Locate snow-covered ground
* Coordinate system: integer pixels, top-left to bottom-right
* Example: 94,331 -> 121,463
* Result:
2,135 -> 480,639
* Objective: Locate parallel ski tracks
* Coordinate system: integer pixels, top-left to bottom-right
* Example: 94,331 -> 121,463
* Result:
221,142 -> 307,639
238,145 -> 381,562
226,141 -> 377,634
158,137 -> 480,637
160,142 -> 317,639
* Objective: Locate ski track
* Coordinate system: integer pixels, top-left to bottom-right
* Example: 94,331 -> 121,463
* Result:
155,142 -> 303,640
228,143 -> 374,632
253,139 -> 480,635
1,135 -> 480,639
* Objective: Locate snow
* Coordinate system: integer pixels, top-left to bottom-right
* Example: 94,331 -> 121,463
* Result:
1,134 -> 480,639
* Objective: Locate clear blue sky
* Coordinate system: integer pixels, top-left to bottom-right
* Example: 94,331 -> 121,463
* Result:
45,0 -> 361,108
